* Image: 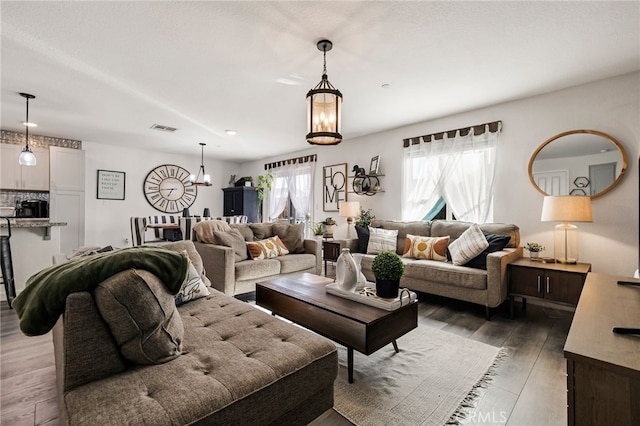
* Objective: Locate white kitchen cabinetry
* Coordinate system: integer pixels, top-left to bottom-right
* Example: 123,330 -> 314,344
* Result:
50,146 -> 85,254
0,143 -> 50,190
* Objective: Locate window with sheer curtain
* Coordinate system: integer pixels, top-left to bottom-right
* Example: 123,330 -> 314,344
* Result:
265,156 -> 316,237
402,122 -> 500,223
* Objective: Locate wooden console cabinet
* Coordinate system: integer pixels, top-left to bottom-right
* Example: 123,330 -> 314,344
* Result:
508,258 -> 591,317
564,273 -> 640,425
222,187 -> 257,223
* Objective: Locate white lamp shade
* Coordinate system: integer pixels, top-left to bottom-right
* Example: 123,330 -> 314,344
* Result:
541,196 -> 592,222
18,147 -> 37,166
339,201 -> 361,218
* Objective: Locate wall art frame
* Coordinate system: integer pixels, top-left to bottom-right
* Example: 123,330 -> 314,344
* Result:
323,163 -> 348,212
369,155 -> 380,175
97,169 -> 126,200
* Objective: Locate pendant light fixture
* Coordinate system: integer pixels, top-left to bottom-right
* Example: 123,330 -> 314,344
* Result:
306,39 -> 343,145
189,143 -> 212,186
18,92 -> 37,166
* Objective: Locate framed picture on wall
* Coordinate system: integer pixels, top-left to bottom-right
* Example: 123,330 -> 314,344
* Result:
369,155 -> 380,175
323,163 -> 347,212
97,169 -> 126,200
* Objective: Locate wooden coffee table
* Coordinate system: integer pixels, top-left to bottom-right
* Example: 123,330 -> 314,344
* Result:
256,273 -> 418,383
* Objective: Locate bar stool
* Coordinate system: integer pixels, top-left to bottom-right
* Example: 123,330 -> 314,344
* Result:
0,218 -> 16,308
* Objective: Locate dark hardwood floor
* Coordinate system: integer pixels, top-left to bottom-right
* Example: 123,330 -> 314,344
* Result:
1,265 -> 573,426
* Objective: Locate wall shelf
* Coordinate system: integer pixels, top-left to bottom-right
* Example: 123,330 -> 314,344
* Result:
349,174 -> 385,196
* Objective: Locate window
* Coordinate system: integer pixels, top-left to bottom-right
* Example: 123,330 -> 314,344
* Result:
402,122 -> 500,223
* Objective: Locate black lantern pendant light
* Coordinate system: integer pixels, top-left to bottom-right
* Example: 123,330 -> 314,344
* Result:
306,39 -> 343,145
18,93 -> 37,166
189,143 -> 212,186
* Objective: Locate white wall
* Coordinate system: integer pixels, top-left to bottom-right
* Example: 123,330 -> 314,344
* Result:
239,72 -> 639,276
83,142 -> 239,247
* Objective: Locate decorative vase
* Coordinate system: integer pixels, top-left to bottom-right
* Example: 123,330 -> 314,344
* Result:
335,248 -> 358,292
530,251 -> 539,259
352,253 -> 367,289
376,278 -> 400,299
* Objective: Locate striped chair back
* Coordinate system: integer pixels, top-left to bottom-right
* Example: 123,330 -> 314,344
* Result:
147,215 -> 180,239
130,217 -> 147,246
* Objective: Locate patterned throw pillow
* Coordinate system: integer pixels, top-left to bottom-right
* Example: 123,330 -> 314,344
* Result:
367,227 -> 398,254
402,234 -> 450,261
448,224 -> 489,266
175,261 -> 210,306
246,236 -> 289,260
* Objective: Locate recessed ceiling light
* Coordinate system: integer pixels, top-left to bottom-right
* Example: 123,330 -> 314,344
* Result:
225,130 -> 237,136
381,83 -> 391,89
22,121 -> 37,127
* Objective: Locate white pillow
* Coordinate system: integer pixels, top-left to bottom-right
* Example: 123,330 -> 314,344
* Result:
367,227 -> 398,254
448,224 -> 489,266
175,261 -> 210,306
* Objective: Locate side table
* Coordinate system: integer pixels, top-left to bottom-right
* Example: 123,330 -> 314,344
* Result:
323,240 -> 342,276
508,257 -> 591,318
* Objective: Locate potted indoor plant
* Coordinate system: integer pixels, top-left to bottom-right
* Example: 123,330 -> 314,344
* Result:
355,208 -> 375,228
525,242 -> 545,259
371,250 -> 405,298
312,222 -> 324,240
321,217 -> 337,236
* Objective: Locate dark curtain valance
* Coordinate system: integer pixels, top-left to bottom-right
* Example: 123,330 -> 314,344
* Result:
402,120 -> 502,148
264,154 -> 317,171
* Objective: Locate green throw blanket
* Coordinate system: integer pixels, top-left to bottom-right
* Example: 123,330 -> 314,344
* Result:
13,246 -> 189,336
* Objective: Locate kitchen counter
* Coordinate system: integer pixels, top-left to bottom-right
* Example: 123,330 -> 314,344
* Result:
1,218 -> 67,240
1,218 -> 67,228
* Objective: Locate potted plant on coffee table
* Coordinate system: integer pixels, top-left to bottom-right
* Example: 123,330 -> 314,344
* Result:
371,250 -> 405,298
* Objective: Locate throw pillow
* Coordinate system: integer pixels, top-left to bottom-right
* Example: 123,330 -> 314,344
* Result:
213,229 -> 249,262
273,223 -> 305,253
402,234 -> 450,261
355,226 -> 370,254
230,223 -> 254,242
367,227 -> 398,255
448,224 -> 489,266
465,233 -> 511,270
94,269 -> 184,365
193,220 -> 231,243
175,260 -> 210,306
246,236 -> 288,260
249,223 -> 274,240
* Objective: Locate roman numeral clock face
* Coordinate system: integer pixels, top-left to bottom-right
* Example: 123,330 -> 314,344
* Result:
143,164 -> 197,213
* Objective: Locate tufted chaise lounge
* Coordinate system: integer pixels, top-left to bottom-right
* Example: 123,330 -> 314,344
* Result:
53,279 -> 337,425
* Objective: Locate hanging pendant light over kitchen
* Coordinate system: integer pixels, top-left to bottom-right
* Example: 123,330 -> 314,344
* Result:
306,39 -> 343,145
18,93 -> 37,166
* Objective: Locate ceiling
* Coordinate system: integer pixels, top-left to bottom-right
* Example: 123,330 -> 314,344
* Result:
1,1 -> 639,162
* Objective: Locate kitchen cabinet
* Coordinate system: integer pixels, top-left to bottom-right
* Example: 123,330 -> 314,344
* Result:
508,257 -> 591,317
222,187 -> 257,223
1,143 -> 49,190
49,146 -> 85,254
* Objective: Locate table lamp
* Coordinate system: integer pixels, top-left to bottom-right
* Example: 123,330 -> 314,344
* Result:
339,201 -> 361,239
541,195 -> 592,264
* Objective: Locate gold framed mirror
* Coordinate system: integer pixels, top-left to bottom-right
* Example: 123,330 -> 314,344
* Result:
528,129 -> 627,199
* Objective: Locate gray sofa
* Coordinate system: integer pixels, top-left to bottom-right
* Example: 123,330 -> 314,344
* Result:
194,222 -> 321,296
344,219 -> 522,319
52,242 -> 337,425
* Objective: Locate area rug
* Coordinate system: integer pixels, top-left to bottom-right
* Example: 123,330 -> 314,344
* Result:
333,326 -> 505,426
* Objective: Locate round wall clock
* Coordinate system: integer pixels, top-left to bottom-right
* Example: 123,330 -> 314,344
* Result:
143,164 -> 197,213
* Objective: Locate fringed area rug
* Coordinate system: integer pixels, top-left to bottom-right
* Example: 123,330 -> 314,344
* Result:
333,325 -> 505,426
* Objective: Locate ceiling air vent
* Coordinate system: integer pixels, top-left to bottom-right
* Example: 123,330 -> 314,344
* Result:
150,124 -> 178,132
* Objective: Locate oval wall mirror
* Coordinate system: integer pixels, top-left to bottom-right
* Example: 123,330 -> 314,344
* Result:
528,129 -> 627,199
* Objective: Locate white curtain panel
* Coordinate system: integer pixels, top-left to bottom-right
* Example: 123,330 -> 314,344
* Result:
267,172 -> 289,221
402,124 -> 499,223
287,162 -> 316,238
